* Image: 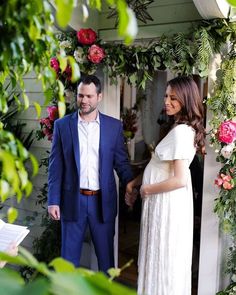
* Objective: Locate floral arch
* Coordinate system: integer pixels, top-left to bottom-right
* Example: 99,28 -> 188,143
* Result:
40,19 -> 236,294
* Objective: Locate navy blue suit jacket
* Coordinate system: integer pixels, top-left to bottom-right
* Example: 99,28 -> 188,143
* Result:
48,111 -> 133,222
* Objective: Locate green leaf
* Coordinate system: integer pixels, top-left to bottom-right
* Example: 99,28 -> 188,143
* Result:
88,0 -> 102,10
0,268 -> 24,294
57,80 -> 65,99
227,0 -> 236,6
29,154 -> 39,177
117,0 -> 128,35
129,73 -> 137,84
29,21 -> 40,41
107,267 -> 121,278
58,101 -> 66,118
124,7 -> 138,44
20,278 -> 50,295
7,207 -> 18,223
22,92 -> 29,109
18,247 -> 40,269
55,0 -> 74,28
0,180 -> 10,202
49,257 -> 75,272
24,181 -> 33,197
57,55 -> 68,73
68,56 -> 80,83
34,102 -> 41,118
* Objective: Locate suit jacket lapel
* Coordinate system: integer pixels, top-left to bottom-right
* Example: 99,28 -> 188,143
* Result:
99,113 -> 106,171
69,111 -> 80,176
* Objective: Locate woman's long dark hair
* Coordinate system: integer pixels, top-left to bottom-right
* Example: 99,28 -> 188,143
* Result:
167,76 -> 205,154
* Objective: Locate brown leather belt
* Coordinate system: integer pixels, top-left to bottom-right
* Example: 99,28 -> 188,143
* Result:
79,189 -> 100,196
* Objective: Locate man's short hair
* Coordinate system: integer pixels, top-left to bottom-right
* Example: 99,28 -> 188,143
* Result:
77,75 -> 102,94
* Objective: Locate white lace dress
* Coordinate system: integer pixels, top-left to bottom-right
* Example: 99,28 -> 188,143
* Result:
138,124 -> 196,295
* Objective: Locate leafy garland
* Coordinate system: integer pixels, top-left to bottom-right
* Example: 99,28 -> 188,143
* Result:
207,46 -> 236,294
53,19 -> 235,91
42,18 -> 236,294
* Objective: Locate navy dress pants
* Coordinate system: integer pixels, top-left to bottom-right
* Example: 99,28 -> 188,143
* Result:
61,193 -> 115,272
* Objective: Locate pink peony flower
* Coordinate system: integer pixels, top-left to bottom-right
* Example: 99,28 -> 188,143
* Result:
77,28 -> 97,45
218,120 -> 236,144
47,106 -> 59,121
215,177 -> 223,187
87,44 -> 105,64
50,57 -> 60,73
215,173 -> 234,190
223,181 -> 234,190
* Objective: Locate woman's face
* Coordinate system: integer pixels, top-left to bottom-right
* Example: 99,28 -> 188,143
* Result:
164,85 -> 182,116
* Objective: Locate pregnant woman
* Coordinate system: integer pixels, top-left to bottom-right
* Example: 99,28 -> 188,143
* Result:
126,76 -> 205,295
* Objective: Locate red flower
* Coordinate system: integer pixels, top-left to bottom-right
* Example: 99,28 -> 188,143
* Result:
77,28 -> 97,45
88,44 -> 105,64
218,120 -> 236,144
47,106 -> 59,121
50,57 -> 60,73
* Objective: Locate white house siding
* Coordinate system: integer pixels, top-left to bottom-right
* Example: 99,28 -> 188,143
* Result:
98,0 -> 202,41
2,71 -> 50,252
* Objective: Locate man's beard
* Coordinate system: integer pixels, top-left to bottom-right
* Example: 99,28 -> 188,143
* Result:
78,104 -> 96,115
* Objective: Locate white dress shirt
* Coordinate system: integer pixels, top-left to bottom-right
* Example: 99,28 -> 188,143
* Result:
78,112 -> 100,190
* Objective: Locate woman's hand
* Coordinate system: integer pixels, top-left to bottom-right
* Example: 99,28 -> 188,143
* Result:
140,184 -> 150,198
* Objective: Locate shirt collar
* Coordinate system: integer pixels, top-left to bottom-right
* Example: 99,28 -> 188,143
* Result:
78,110 -> 100,124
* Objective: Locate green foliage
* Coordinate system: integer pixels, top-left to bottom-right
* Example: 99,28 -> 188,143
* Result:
0,0 -> 58,205
0,127 -> 37,205
207,43 -> 236,293
0,248 -> 137,295
227,0 -> 236,7
0,0 -> 57,112
57,19 -> 236,91
0,0 -> 137,205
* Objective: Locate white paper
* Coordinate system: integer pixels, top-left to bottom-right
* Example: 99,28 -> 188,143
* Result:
0,219 -> 30,252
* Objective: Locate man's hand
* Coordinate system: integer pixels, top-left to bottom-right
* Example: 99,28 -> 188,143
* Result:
125,182 -> 138,208
48,205 -> 60,220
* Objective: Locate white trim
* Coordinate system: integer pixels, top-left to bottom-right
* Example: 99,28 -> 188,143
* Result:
193,0 -> 230,19
198,54 -> 222,295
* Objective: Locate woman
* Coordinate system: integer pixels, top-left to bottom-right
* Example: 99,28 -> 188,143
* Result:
126,76 -> 205,295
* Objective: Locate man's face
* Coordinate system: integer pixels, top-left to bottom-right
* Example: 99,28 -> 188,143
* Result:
77,82 -> 102,115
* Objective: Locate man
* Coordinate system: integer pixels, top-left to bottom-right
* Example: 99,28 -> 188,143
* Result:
48,75 -> 133,272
